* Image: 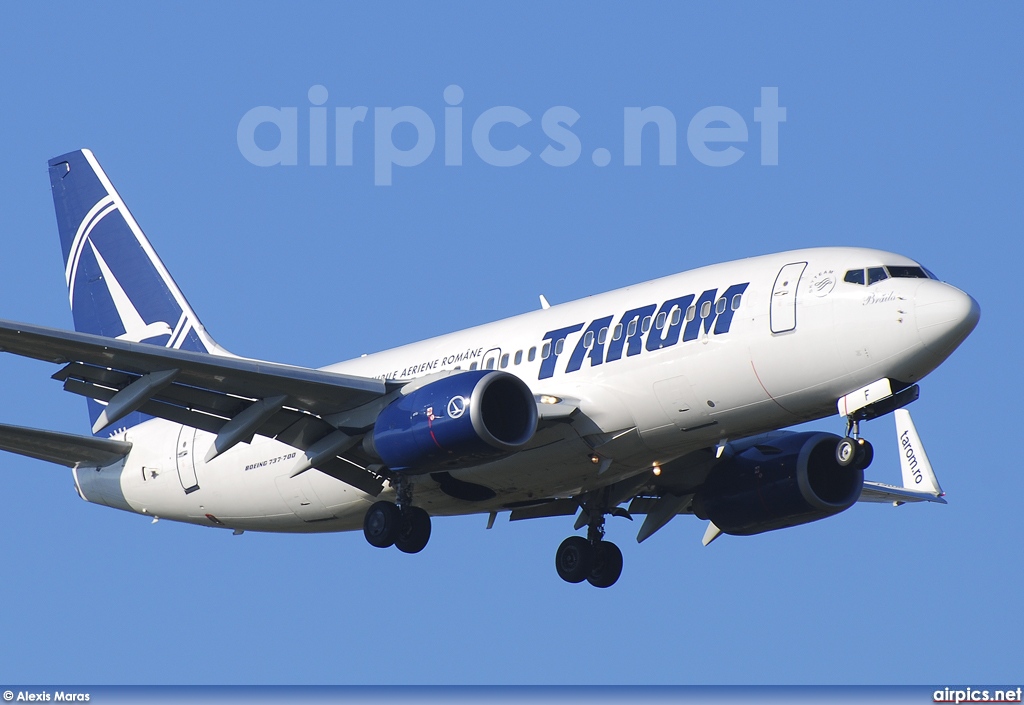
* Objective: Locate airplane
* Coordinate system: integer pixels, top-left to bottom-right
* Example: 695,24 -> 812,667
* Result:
0,149 -> 979,588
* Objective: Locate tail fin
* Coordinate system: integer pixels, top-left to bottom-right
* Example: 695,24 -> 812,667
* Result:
47,149 -> 233,433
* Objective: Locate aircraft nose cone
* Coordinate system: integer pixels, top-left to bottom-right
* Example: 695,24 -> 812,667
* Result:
915,281 -> 980,352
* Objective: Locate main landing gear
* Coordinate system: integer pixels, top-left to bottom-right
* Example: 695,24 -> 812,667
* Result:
835,418 -> 874,470
362,479 -> 432,554
555,509 -> 624,588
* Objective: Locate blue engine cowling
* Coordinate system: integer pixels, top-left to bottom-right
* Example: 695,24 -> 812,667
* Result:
369,370 -> 538,474
691,432 -> 864,536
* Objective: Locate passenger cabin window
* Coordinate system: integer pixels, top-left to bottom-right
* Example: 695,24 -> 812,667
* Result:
514,350 -> 523,365
500,353 -> 509,369
470,361 -> 478,370
541,342 -> 551,359
486,357 -> 496,370
612,324 -> 623,341
528,346 -> 537,362
686,305 -> 696,322
715,298 -> 727,315
583,331 -> 594,348
656,311 -> 667,329
700,301 -> 712,319
731,293 -> 742,311
671,307 -> 682,325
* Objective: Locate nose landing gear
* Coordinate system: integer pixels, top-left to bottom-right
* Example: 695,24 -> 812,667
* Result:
836,418 -> 874,470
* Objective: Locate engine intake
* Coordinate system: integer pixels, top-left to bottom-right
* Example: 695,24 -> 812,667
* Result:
369,370 -> 537,473
692,432 -> 864,536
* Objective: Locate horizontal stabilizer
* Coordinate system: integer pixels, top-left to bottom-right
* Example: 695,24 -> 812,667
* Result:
0,422 -> 131,468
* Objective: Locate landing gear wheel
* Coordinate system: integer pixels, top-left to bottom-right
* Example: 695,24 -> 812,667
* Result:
555,536 -> 594,584
363,501 -> 402,548
836,437 -> 857,467
395,506 -> 432,554
855,439 -> 874,470
587,541 -> 623,588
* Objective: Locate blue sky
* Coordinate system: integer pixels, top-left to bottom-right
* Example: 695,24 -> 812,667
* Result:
0,2 -> 1020,686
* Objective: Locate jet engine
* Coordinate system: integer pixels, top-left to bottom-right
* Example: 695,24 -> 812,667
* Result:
368,370 -> 537,473
691,432 -> 864,536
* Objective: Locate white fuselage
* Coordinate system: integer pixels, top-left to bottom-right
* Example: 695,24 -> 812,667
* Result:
73,247 -> 978,533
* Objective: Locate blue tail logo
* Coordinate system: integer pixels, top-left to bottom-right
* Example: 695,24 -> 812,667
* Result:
48,150 -> 231,434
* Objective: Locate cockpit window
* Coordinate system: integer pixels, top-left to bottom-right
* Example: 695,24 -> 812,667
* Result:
886,265 -> 929,279
867,267 -> 888,285
844,269 -> 865,285
845,264 -> 936,286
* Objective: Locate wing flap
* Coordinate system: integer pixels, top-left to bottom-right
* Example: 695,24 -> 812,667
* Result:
0,422 -> 131,468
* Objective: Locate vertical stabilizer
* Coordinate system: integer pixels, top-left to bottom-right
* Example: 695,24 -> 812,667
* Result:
47,149 -> 233,433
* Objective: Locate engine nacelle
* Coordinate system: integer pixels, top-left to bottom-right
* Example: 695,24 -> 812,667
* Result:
369,370 -> 537,474
692,432 -> 864,536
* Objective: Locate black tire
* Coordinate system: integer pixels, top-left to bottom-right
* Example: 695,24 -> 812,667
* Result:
855,439 -> 874,470
555,536 -> 594,584
395,506 -> 432,554
835,437 -> 857,467
363,501 -> 402,548
587,541 -> 623,588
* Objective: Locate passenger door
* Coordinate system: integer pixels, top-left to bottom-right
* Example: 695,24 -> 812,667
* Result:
770,262 -> 807,334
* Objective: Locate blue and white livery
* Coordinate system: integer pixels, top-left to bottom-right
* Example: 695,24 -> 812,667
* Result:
0,149 -> 980,587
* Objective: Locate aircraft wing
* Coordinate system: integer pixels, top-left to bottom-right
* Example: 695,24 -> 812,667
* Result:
858,481 -> 946,504
0,319 -> 392,493
0,319 -> 385,415
0,421 -> 131,468
857,409 -> 945,505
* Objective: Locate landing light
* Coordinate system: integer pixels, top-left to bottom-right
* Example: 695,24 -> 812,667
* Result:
589,454 -> 601,465
652,462 -> 662,476
540,395 -> 561,405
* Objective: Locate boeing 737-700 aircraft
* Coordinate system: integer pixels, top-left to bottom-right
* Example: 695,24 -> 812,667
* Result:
0,150 -> 979,587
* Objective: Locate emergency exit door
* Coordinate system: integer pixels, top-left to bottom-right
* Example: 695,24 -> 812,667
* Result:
770,262 -> 807,334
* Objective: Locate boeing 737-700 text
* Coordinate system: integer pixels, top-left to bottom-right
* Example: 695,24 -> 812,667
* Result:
0,150 -> 980,587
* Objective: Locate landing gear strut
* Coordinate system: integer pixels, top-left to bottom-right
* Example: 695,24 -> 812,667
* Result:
554,505 -> 624,588
836,418 -> 874,470
362,477 -> 432,553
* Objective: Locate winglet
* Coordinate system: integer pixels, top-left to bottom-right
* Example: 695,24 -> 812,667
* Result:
702,521 -> 723,546
894,409 -> 943,496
